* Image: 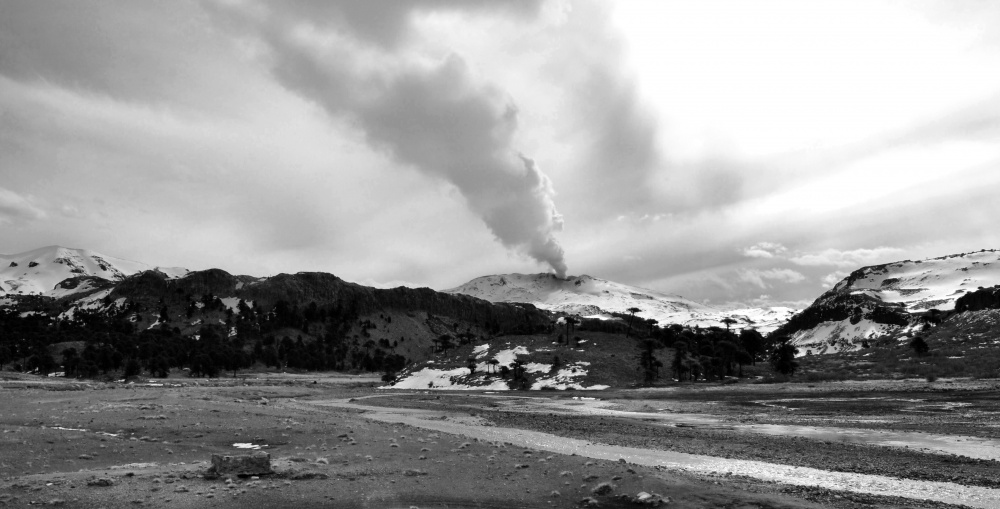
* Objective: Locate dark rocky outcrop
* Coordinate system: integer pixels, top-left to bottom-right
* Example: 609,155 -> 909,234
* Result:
955,285 -> 1000,313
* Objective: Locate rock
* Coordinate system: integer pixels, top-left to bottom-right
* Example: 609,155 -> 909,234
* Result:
403,469 -> 427,477
289,472 -> 329,480
591,482 -> 615,496
77,454 -> 94,460
579,497 -> 600,506
632,492 -> 669,506
208,452 -> 272,476
86,478 -> 113,487
550,490 -> 561,497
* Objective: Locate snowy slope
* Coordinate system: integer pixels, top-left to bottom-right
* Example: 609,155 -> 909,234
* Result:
445,273 -> 793,333
825,250 -> 1000,312
787,249 -> 1000,355
0,246 -> 188,296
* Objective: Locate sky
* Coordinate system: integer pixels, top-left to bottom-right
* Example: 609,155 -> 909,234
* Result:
2,0 -> 1000,309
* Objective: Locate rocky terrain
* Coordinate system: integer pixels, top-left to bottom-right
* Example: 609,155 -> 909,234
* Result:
2,373 -> 996,508
0,374 -> 997,508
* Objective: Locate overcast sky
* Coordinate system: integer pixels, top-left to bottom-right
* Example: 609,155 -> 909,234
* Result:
2,0 -> 1000,308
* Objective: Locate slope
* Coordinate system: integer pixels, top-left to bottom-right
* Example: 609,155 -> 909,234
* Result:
0,245 -> 188,297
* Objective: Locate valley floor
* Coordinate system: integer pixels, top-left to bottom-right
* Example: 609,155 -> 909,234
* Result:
1,373 -> 997,508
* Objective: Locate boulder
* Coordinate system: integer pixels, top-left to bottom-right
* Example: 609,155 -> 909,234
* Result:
208,452 -> 272,476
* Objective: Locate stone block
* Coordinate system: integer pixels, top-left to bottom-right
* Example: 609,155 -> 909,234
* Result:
209,451 -> 272,476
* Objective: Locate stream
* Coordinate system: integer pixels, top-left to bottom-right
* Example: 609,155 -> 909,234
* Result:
308,398 -> 1000,509
533,397 -> 1000,461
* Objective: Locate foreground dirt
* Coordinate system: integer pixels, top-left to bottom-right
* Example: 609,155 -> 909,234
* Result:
0,375 -> 986,509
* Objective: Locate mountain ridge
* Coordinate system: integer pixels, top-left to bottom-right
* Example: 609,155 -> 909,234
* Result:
0,245 -> 188,296
775,249 -> 1000,355
445,272 -> 796,333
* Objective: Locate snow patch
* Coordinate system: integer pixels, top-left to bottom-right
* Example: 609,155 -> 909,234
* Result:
791,318 -> 900,356
531,362 -> 609,391
388,367 -> 510,390
472,344 -> 490,358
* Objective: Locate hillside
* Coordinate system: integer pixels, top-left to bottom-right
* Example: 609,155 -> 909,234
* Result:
775,249 -> 1000,355
0,245 -> 187,296
445,273 -> 794,333
385,330 -> 657,391
0,253 -> 554,380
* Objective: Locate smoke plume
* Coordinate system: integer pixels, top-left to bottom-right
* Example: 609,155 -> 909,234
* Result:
215,1 -> 567,276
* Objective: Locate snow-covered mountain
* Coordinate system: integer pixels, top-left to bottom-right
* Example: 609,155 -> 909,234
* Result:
825,250 -> 1000,312
0,246 -> 188,297
444,273 -> 795,333
780,249 -> 1000,355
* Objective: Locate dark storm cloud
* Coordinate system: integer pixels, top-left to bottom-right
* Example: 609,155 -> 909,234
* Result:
213,0 -> 567,276
548,2 -> 745,221
0,1 -> 197,101
575,66 -> 661,205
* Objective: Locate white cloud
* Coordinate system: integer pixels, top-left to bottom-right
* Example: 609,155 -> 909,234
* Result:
3,0 -> 1000,306
737,268 -> 806,289
741,242 -> 788,259
0,187 -> 45,225
820,271 -> 851,288
790,247 -> 905,268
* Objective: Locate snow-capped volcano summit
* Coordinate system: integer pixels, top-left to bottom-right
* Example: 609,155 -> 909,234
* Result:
0,246 -> 187,296
445,272 -> 710,317
445,273 -> 795,333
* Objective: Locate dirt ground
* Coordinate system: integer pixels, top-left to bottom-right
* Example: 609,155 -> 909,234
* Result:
1,374 -> 992,508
